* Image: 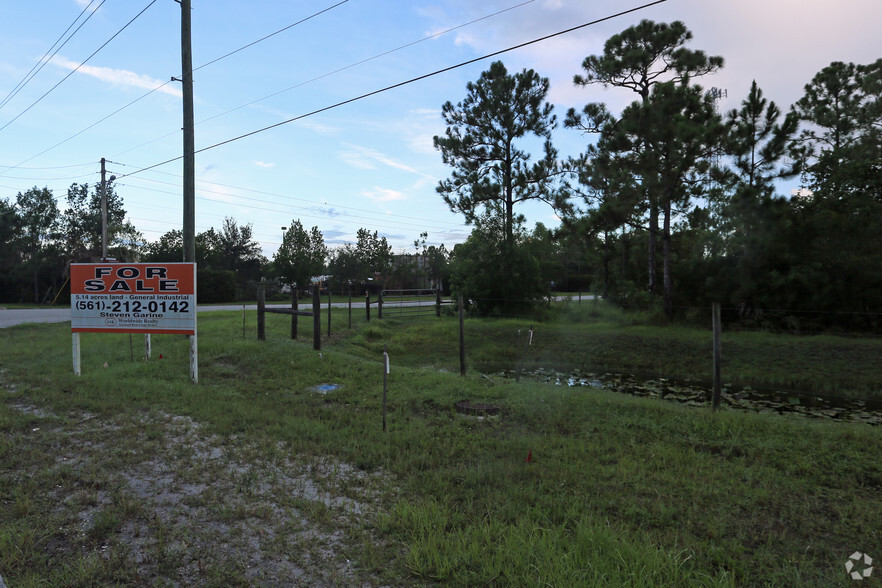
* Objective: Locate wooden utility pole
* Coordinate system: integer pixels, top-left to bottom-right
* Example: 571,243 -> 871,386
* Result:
180,0 -> 197,383
100,157 -> 107,259
181,0 -> 195,263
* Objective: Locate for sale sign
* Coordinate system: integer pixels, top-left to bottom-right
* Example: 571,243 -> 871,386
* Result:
71,263 -> 196,334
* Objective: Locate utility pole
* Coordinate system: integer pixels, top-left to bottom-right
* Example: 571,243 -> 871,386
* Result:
181,0 -> 195,263
100,157 -> 107,260
180,0 -> 198,383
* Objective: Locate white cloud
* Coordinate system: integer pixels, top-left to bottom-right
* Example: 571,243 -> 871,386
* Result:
338,150 -> 376,170
339,143 -> 436,180
254,161 -> 275,169
294,119 -> 340,136
362,187 -> 407,203
49,56 -> 181,97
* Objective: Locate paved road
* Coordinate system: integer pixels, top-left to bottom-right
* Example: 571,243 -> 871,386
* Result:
0,303 -> 369,328
0,308 -> 72,328
1,297 -> 585,329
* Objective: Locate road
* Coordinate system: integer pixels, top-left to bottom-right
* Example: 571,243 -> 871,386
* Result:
1,296 -> 585,329
0,302 -> 368,329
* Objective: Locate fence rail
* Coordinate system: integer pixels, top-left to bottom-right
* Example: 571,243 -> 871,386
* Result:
378,289 -> 447,319
257,282 -> 320,350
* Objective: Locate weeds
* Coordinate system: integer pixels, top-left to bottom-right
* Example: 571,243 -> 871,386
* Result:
1,302 -> 881,585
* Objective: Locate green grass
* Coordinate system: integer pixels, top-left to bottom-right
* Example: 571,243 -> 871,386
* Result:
1,300 -> 880,586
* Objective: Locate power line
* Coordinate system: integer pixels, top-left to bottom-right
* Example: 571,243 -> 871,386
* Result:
111,0 -> 538,160
0,161 -> 98,171
0,0 -> 353,174
193,0 -> 349,73
114,175 -> 463,233
0,0 -> 105,111
0,0 -> 158,135
1,84 -> 172,175
110,163 -> 461,229
117,0 -> 669,180
118,183 -> 465,248
178,0 -> 539,137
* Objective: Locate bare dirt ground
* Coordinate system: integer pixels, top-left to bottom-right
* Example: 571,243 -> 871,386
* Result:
2,377 -> 392,586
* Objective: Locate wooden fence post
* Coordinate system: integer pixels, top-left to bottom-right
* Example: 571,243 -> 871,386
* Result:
378,291 -> 383,319
257,281 -> 266,341
458,292 -> 466,376
365,291 -> 370,322
436,289 -> 441,317
313,286 -> 321,351
348,286 -> 352,329
291,290 -> 298,340
712,302 -> 722,411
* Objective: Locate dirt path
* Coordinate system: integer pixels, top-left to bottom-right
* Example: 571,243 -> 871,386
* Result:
2,381 -> 391,585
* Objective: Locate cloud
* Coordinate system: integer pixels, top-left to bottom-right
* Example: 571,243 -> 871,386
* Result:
254,161 -> 275,169
317,206 -> 342,218
49,56 -> 182,97
362,187 -> 407,203
340,143 -> 436,180
338,150 -> 376,170
294,118 -> 340,136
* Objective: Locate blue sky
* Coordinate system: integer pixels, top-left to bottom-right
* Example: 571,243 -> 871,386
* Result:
1,0 -> 880,258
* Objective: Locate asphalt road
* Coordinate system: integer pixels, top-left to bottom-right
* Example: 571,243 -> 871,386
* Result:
1,297 -> 584,329
0,302 -> 368,329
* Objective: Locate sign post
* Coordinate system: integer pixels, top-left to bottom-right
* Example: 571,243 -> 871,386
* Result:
70,263 -> 197,382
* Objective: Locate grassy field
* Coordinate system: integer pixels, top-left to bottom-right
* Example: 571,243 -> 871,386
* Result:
1,300 -> 880,586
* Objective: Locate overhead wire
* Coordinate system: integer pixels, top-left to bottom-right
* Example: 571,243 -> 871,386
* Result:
6,1 -> 667,252
116,0 -> 669,180
0,0 -> 104,111
114,175 -> 463,234
108,162 -> 462,230
193,0 -> 349,74
31,0 -> 540,164
0,161 -> 100,171
152,0 -> 539,144
3,0 -> 537,176
0,0 -> 158,135
117,185 -> 459,248
0,0 -> 353,174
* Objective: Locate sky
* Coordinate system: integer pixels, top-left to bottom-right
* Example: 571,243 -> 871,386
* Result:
1,0 -> 880,258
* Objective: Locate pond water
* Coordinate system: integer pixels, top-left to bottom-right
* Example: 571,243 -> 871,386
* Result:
505,368 -> 882,426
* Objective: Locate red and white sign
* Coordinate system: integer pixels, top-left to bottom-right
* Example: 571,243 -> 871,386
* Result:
70,263 -> 196,334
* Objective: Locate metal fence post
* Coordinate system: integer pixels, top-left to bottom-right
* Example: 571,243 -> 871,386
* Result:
257,281 -> 266,341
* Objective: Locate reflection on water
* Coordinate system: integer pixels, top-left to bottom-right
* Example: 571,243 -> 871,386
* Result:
505,368 -> 882,426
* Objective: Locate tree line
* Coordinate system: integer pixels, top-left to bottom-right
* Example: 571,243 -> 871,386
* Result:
0,176 -> 424,303
435,20 -> 881,329
2,19 -> 880,331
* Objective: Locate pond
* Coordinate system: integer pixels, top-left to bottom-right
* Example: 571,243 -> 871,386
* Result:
504,368 -> 882,426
